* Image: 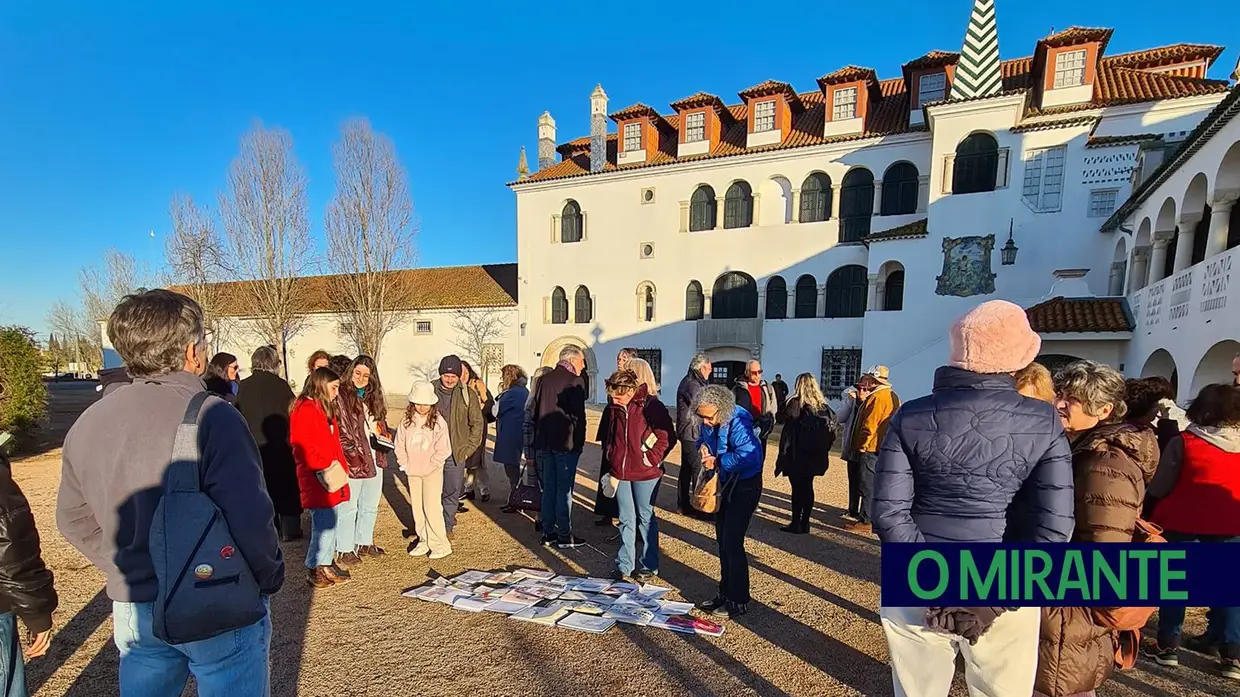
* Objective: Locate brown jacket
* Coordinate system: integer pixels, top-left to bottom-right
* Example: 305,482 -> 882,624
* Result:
1035,422 -> 1159,697
850,385 -> 900,455
335,392 -> 377,479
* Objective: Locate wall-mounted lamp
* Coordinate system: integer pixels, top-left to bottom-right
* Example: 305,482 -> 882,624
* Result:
1001,218 -> 1019,266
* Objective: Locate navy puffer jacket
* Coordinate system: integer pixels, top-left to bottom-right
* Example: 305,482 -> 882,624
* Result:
873,366 -> 1075,544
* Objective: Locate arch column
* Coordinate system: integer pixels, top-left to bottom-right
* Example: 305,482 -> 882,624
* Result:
1129,246 -> 1151,292
751,192 -> 761,227
867,273 -> 880,311
917,174 -> 930,213
550,214 -> 561,243
1205,190 -> 1240,258
830,185 -> 842,219
1108,261 -> 1127,296
1174,215 -> 1202,272
872,180 -> 883,216
715,197 -> 726,228
678,201 -> 689,233
790,188 -> 801,223
1148,231 -> 1173,286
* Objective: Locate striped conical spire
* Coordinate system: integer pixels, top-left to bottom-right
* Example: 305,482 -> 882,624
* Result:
950,0 -> 1003,100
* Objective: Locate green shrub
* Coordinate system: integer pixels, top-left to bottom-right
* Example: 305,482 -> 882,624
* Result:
0,326 -> 47,451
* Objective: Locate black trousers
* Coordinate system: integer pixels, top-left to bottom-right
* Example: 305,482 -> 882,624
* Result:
855,452 -> 877,523
788,474 -> 816,528
715,473 -> 762,605
677,439 -> 701,513
846,458 -> 862,517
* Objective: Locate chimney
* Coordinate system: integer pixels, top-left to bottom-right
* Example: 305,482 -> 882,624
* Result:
537,111 -> 556,171
590,84 -> 608,173
516,146 -> 529,180
1043,268 -> 1094,300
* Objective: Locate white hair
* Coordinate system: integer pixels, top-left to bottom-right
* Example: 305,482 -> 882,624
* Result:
689,353 -> 711,372
692,384 -> 736,423
558,344 -> 584,362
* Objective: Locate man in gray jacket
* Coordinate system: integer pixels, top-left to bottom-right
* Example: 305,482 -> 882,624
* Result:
58,289 -> 284,696
675,354 -> 711,517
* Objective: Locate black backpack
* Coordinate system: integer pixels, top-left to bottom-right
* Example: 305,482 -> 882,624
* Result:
149,392 -> 266,644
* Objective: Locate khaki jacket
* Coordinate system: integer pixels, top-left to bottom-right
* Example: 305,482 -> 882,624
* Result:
849,385 -> 900,455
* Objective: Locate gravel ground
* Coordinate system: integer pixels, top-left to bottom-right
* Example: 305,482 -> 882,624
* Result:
11,391 -> 1234,697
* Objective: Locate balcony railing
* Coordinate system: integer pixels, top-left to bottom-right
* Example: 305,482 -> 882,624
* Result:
1131,246 -> 1236,331
696,318 -> 763,352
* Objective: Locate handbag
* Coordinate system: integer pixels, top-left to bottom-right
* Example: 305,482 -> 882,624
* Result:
316,461 -> 349,493
692,467 -> 720,514
1092,518 -> 1166,634
508,460 -> 542,512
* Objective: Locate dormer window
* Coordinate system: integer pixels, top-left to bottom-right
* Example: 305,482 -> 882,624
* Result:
1053,49 -> 1087,88
622,122 -> 641,152
917,73 -> 946,107
685,112 -> 705,142
753,101 -> 776,132
832,87 -> 858,120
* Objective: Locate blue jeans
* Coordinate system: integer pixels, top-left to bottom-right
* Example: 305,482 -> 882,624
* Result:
113,600 -> 271,697
0,613 -> 27,697
337,475 -> 382,551
1156,531 -> 1240,649
441,456 -> 464,533
305,506 -> 341,569
536,450 -> 580,537
615,477 -> 661,575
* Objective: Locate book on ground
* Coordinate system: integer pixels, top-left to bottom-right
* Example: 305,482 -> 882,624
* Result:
514,568 -> 556,581
605,582 -> 639,595
511,604 -> 572,626
656,601 -> 694,616
603,605 -> 656,626
451,596 -> 492,613
402,585 -> 437,599
637,583 -> 670,599
451,571 -> 495,585
558,590 -> 589,601
557,613 -> 617,633
574,578 -> 613,593
650,615 -> 725,637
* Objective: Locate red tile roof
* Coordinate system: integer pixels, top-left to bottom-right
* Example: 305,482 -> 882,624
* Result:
903,51 -> 960,72
1085,133 -> 1163,148
1025,296 -> 1133,333
185,264 -> 519,317
1040,26 -> 1114,51
865,218 -> 928,243
609,103 -> 660,122
514,35 -> 1228,187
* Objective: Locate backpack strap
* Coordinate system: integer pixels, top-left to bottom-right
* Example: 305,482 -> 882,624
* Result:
166,392 -> 212,494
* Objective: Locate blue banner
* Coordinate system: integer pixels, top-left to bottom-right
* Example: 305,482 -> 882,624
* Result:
879,544 -> 1237,607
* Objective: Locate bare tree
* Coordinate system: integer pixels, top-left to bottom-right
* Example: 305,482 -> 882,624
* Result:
62,249 -> 157,371
45,301 -> 86,372
324,118 -> 417,359
165,194 -> 229,350
450,308 -> 511,386
218,123 -> 314,377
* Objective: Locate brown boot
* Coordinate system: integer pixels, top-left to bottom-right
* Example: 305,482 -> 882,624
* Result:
307,566 -> 346,588
357,545 -> 386,558
843,521 -> 872,533
336,551 -> 363,568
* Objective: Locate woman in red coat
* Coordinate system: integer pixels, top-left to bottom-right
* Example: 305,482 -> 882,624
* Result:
290,367 -> 353,589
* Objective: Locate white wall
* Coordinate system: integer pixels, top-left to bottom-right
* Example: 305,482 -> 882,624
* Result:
515,93 -> 1226,403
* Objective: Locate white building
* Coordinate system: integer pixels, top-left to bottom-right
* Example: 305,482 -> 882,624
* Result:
104,264 -> 520,394
509,6 -> 1235,404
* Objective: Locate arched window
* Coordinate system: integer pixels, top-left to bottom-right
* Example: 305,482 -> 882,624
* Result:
839,169 -> 874,243
573,286 -> 593,323
794,275 -> 818,318
711,272 -> 758,319
639,283 -> 656,322
881,162 -> 919,215
690,186 -> 717,232
825,265 -> 868,318
884,270 -> 905,311
561,200 -> 583,243
765,276 -> 787,319
799,173 -> 832,223
723,181 -> 754,229
952,133 -> 999,195
550,287 -> 568,324
685,281 -> 704,320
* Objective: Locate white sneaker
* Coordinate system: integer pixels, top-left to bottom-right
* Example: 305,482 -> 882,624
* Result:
408,544 -> 430,557
428,548 -> 453,560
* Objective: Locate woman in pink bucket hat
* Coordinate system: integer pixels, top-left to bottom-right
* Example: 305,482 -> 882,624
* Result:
870,299 -> 1076,697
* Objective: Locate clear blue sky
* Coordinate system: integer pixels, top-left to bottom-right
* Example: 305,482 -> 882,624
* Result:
1,0 -> 1233,335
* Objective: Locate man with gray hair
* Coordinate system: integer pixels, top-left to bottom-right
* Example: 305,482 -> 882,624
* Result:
675,353 -> 712,517
530,344 -> 589,548
58,290 -> 284,694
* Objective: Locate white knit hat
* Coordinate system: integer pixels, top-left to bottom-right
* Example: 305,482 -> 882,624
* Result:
407,381 -> 437,406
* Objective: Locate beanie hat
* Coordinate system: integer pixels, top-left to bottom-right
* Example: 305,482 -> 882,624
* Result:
407,381 -> 437,406
948,300 -> 1041,374
438,355 -> 462,378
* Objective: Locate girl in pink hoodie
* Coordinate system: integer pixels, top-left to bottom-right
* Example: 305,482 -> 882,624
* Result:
395,381 -> 453,559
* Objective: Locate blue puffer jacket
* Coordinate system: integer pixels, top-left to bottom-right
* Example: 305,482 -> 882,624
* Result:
873,366 -> 1075,544
697,408 -> 764,481
492,384 -> 529,467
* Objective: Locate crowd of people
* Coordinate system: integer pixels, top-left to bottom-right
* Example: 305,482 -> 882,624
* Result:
0,286 -> 1229,697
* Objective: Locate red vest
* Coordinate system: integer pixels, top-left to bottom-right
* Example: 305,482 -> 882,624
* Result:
1152,431 -> 1240,537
